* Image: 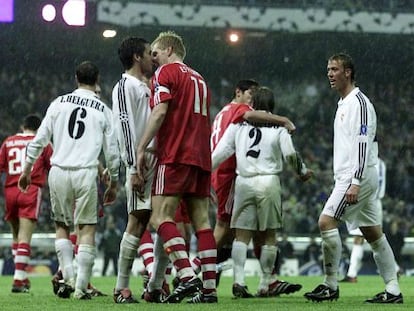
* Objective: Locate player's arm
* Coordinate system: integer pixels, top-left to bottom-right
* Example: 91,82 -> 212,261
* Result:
102,109 -> 120,205
350,104 -> 369,187
136,102 -> 168,190
0,141 -> 7,173
347,103 -> 370,203
19,109 -> 54,191
280,129 -> 313,181
211,123 -> 237,170
243,110 -> 296,133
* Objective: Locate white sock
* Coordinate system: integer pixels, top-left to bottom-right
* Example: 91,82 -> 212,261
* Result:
259,245 -> 277,291
148,234 -> 169,291
75,244 -> 96,293
115,232 -> 140,291
232,240 -> 247,286
370,234 -> 401,295
347,244 -> 363,278
55,238 -> 75,285
321,228 -> 341,290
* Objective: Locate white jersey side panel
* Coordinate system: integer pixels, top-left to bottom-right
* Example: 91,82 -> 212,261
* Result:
112,73 -> 153,172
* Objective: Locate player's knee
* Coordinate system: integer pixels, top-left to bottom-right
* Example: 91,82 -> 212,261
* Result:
318,214 -> 337,231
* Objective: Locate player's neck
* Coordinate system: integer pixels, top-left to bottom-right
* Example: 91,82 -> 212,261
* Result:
22,130 -> 36,135
126,67 -> 145,81
339,83 -> 355,99
232,98 -> 250,106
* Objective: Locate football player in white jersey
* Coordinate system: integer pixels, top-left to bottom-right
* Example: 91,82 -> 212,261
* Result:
341,156 -> 388,283
212,86 -> 312,297
111,36 -> 155,303
304,53 -> 403,304
18,61 -> 120,300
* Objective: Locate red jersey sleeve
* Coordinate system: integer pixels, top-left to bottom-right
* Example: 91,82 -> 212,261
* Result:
211,103 -> 252,151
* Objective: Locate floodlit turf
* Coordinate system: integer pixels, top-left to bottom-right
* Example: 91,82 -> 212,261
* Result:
0,275 -> 412,310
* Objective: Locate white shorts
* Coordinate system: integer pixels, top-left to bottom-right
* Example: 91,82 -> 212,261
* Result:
322,166 -> 380,231
49,166 -> 98,226
125,152 -> 156,213
347,198 -> 383,235
231,174 -> 282,231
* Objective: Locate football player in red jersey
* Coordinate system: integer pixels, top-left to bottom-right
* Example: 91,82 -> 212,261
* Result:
136,31 -> 216,304
0,114 -> 52,293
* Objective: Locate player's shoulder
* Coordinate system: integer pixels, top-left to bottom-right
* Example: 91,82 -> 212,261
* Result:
1,134 -> 33,148
223,102 -> 251,112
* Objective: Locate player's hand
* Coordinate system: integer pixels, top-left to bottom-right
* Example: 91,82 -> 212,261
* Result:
136,149 -> 147,191
100,168 -> 110,187
103,181 -> 117,206
130,173 -> 145,202
285,119 -> 296,134
18,174 -> 31,192
299,169 -> 314,182
346,184 -> 360,204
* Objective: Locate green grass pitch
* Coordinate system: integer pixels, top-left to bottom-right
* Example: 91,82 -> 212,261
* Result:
0,275 -> 412,310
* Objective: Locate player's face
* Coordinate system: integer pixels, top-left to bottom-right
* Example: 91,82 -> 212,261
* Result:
151,43 -> 169,67
240,88 -> 255,105
327,59 -> 349,92
95,84 -> 101,98
141,44 -> 153,76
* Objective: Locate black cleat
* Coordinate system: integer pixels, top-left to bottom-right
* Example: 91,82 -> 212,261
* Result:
87,285 -> 107,297
113,288 -> 139,304
172,276 -> 180,290
11,284 -> 30,293
304,284 -> 339,302
74,290 -> 92,300
143,289 -> 167,303
232,283 -> 254,298
56,280 -> 75,299
187,292 -> 218,303
51,271 -> 63,295
365,291 -> 403,304
268,280 -> 302,296
164,277 -> 203,303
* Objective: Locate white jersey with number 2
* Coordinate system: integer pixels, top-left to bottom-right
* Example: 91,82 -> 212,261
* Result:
212,121 -> 297,177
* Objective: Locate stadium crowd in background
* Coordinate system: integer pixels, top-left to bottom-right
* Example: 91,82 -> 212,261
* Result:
0,69 -> 413,239
0,43 -> 413,287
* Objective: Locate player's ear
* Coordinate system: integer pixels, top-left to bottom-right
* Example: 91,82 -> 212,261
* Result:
344,68 -> 352,79
133,53 -> 141,62
167,46 -> 173,57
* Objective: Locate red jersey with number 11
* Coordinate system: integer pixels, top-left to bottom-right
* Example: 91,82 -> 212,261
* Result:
150,62 -> 211,171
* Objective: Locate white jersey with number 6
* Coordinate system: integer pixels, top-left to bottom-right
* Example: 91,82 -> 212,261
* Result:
26,88 -> 119,180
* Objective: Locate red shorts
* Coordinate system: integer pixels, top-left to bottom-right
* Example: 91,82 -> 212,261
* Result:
212,172 -> 235,224
4,185 -> 42,221
152,163 -> 210,197
175,200 -> 190,224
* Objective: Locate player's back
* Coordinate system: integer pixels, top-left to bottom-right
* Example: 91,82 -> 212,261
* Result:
47,89 -> 113,168
211,102 -> 252,151
211,102 -> 253,181
233,122 -> 286,177
0,133 -> 51,187
152,62 -> 211,170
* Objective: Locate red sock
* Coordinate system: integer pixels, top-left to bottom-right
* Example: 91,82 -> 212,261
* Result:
138,230 -> 154,273
196,229 -> 217,293
158,221 -> 192,281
